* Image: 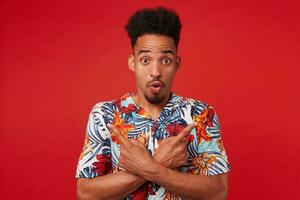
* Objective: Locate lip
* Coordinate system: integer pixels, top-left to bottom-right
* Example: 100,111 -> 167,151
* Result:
147,81 -> 164,94
149,85 -> 162,93
148,81 -> 163,87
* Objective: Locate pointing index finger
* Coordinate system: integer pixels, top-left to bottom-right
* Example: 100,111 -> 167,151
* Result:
107,123 -> 128,146
175,122 -> 198,142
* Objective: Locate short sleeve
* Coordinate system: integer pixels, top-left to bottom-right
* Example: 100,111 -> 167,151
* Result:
75,103 -> 112,178
188,103 -> 231,176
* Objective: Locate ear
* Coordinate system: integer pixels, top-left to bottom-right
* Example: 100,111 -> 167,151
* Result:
176,56 -> 181,71
128,55 -> 135,72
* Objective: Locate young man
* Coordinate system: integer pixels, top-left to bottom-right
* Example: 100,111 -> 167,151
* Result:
76,7 -> 230,200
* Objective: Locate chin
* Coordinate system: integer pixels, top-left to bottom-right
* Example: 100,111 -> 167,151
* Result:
144,93 -> 164,104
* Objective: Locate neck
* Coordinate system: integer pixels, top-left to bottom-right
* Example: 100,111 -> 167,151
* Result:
132,91 -> 171,121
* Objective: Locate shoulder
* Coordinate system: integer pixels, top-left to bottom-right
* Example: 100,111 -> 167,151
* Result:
174,94 -> 219,123
92,100 -> 114,112
89,93 -> 132,117
90,100 -> 114,115
185,96 -> 209,108
174,93 -> 212,111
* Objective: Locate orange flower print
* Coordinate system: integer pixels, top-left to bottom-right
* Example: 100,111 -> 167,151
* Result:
111,111 -> 134,144
164,191 -> 180,200
113,165 -> 122,173
188,153 -> 217,175
193,106 -> 215,144
217,138 -> 224,152
76,93 -> 231,199
136,107 -> 151,119
135,134 -> 148,146
79,136 -> 93,160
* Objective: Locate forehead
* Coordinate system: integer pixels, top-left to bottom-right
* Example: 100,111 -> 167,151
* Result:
133,34 -> 177,55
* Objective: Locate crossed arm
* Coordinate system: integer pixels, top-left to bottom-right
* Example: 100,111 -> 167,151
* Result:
77,123 -> 228,200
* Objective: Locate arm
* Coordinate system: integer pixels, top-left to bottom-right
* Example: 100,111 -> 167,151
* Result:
83,123 -> 196,200
113,122 -> 227,199
76,112 -> 189,200
78,159 -> 227,200
77,105 -> 229,199
146,105 -> 230,200
76,105 -> 146,200
77,171 -> 146,200
139,162 -> 228,200
144,119 -> 229,200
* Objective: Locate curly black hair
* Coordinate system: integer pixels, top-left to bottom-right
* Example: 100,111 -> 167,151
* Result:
125,6 -> 182,48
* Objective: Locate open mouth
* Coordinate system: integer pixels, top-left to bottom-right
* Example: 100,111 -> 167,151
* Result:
148,81 -> 163,93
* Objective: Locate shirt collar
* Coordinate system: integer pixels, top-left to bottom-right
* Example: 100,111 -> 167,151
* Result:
120,92 -> 183,119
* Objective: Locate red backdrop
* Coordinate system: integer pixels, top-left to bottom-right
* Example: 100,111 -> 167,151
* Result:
1,0 -> 299,199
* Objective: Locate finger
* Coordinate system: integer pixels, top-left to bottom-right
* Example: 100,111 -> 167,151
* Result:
107,123 -> 128,146
177,137 -> 188,145
131,139 -> 147,149
185,153 -> 189,161
180,137 -> 188,144
132,139 -> 146,147
175,122 -> 198,142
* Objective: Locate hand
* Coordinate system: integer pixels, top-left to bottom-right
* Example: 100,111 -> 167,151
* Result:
107,123 -> 153,176
153,122 -> 197,169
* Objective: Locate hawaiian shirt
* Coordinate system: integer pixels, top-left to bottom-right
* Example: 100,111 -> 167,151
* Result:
76,92 -> 230,199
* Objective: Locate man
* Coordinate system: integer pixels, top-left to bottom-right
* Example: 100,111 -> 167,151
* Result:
76,7 -> 230,200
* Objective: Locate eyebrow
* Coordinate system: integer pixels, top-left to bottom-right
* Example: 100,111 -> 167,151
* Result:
137,50 -> 151,56
161,50 -> 175,55
137,49 -> 175,56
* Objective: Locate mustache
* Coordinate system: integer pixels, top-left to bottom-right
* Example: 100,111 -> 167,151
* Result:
146,78 -> 165,87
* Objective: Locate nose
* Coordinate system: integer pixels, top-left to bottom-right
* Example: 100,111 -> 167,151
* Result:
150,61 -> 162,79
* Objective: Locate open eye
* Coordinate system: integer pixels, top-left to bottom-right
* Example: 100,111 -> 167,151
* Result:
140,57 -> 150,65
161,57 -> 172,65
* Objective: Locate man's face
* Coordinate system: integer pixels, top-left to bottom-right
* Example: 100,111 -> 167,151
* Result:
128,34 -> 181,104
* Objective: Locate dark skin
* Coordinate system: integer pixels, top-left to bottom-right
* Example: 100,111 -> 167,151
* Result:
107,123 -> 228,200
77,34 -> 228,200
77,123 -> 198,200
77,122 -> 228,200
108,122 -> 196,174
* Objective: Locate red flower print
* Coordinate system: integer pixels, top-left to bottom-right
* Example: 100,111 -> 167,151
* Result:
131,182 -> 155,200
166,122 -> 187,137
188,134 -> 194,142
120,103 -> 136,113
132,189 -> 147,200
113,98 -> 121,107
113,94 -> 137,113
92,154 -> 112,175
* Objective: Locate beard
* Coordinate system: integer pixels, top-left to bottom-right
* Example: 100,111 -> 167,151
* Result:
144,78 -> 166,104
144,93 -> 164,104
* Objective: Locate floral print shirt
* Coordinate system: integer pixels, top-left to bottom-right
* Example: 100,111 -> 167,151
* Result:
76,92 -> 230,199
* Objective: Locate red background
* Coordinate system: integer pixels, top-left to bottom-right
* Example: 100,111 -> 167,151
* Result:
1,0 -> 299,199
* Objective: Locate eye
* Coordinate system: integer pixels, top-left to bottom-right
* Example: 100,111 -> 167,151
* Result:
161,57 -> 172,65
140,57 -> 150,65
